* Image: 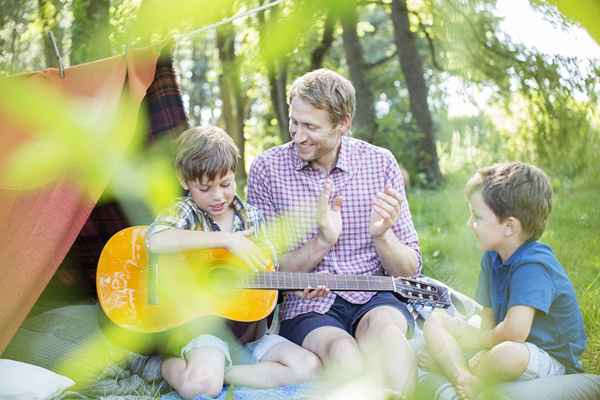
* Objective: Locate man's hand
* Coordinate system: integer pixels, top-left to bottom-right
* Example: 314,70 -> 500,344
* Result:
295,285 -> 330,299
226,230 -> 270,271
317,179 -> 343,246
369,185 -> 403,238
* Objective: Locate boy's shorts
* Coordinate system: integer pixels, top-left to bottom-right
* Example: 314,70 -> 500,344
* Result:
518,342 -> 566,381
180,333 -> 290,368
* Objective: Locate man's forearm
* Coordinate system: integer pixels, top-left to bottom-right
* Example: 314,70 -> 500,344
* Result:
373,229 -> 419,277
279,234 -> 333,273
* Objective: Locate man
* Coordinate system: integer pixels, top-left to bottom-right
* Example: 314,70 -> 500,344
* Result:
247,69 -> 421,397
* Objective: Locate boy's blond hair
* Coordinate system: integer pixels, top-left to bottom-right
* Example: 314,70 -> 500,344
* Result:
175,126 -> 239,183
288,68 -> 355,126
465,161 -> 553,240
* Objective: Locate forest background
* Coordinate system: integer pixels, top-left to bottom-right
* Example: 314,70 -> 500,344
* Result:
1,0 -> 599,373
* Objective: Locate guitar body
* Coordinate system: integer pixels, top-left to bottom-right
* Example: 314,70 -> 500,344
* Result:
97,226 -> 277,333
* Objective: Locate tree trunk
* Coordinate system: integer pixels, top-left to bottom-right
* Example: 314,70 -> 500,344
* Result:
216,24 -> 247,183
391,0 -> 442,185
310,9 -> 335,71
340,1 -> 378,141
71,0 -> 110,65
38,0 -> 64,68
258,1 -> 290,143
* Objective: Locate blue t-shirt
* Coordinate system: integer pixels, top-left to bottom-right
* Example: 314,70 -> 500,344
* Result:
475,241 -> 586,373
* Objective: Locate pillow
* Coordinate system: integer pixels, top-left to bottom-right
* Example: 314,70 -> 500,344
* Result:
0,359 -> 74,400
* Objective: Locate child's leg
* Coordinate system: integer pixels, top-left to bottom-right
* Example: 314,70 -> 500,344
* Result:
224,335 -> 321,388
469,341 -> 557,382
423,309 -> 480,400
161,336 -> 228,400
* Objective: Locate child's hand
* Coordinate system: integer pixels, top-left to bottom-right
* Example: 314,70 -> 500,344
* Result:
227,230 -> 270,271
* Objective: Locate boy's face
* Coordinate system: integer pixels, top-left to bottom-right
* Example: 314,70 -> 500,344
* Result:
182,171 -> 236,218
467,191 -> 507,252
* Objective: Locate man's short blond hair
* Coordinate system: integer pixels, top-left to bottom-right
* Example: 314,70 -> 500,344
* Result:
465,161 -> 553,240
289,68 -> 355,126
175,126 -> 239,183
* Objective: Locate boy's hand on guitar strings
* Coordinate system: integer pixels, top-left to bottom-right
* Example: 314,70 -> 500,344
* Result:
227,230 -> 270,271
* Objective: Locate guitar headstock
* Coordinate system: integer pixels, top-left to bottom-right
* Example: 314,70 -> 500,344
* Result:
391,276 -> 451,309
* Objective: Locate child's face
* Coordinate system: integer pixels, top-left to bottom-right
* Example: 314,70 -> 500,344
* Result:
467,191 -> 506,252
183,171 -> 236,218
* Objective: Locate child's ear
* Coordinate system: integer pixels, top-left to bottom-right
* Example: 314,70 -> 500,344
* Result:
177,174 -> 189,190
504,217 -> 521,237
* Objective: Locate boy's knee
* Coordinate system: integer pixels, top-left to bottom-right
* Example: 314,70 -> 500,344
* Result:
481,341 -> 529,378
181,370 -> 223,399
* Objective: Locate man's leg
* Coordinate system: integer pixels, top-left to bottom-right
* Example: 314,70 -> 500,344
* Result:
302,326 -> 364,377
355,305 -> 417,397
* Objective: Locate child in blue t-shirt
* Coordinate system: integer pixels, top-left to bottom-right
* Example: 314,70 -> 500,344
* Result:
423,161 -> 586,400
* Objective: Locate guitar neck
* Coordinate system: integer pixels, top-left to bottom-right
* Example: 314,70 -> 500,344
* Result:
242,271 -> 395,292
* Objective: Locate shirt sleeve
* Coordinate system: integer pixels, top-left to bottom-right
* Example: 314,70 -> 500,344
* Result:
475,256 -> 492,307
384,151 -> 422,275
145,200 -> 194,247
508,263 -> 554,314
247,156 -> 277,222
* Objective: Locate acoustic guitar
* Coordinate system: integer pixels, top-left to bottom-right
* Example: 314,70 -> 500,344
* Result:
97,226 -> 450,333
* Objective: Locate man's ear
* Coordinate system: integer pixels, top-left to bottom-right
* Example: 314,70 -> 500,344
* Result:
338,115 -> 352,135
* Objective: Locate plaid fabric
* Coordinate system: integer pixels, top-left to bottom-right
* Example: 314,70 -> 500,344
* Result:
146,195 -> 265,241
147,195 -> 273,342
247,136 -> 422,321
144,43 -> 190,142
53,44 -> 189,296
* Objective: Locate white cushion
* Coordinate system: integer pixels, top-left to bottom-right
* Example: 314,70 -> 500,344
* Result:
0,359 -> 74,400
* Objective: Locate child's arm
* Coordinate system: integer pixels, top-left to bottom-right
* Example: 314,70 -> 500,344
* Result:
481,305 -> 535,347
148,228 -> 270,271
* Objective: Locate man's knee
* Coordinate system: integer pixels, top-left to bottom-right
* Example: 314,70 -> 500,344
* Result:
328,336 -> 359,361
361,307 -> 409,337
295,351 -> 322,381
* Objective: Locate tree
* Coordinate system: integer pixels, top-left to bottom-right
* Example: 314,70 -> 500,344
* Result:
216,22 -> 248,183
71,0 -> 111,65
340,0 -> 378,141
38,0 -> 65,68
390,0 -> 441,185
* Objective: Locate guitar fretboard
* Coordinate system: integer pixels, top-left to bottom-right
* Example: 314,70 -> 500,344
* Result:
239,271 -> 395,292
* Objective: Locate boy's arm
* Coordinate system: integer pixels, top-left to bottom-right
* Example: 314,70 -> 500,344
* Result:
483,305 -> 535,347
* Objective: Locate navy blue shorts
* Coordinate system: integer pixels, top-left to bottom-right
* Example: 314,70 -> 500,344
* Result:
279,292 -> 415,347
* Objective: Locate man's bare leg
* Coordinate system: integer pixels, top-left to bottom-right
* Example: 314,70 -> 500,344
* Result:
355,306 -> 417,398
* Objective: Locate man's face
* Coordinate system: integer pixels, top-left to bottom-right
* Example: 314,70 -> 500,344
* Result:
467,191 -> 506,252
182,171 -> 236,218
288,96 -> 348,170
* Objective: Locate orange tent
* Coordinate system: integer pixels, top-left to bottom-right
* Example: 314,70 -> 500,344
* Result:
0,48 -> 160,353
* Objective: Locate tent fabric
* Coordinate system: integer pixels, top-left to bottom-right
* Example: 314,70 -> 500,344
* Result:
0,48 -> 159,353
59,44 -> 190,298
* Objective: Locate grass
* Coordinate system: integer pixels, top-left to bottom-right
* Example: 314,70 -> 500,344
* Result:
409,172 -> 600,374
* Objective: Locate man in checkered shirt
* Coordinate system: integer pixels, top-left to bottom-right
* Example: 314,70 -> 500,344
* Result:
247,69 -> 421,397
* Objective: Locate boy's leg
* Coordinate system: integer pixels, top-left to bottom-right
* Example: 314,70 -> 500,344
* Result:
161,335 -> 229,400
354,304 -> 416,398
224,336 -> 321,387
423,309 -> 480,400
469,341 -> 561,382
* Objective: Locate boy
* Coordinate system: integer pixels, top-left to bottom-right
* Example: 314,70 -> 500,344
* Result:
423,161 -> 586,400
145,126 -> 322,400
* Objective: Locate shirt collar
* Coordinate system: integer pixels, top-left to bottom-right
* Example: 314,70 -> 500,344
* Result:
187,194 -> 246,231
290,135 -> 352,173
492,240 -> 536,270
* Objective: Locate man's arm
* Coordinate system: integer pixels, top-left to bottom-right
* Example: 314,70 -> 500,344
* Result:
279,179 -> 343,273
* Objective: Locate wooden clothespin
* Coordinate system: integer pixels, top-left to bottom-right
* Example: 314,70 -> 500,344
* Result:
47,31 -> 64,79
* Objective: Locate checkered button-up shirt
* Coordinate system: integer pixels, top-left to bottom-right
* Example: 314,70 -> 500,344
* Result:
247,136 -> 422,321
